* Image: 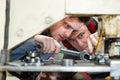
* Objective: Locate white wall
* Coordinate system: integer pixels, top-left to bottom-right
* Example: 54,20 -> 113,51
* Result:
0,0 -> 5,50
8,0 -> 66,49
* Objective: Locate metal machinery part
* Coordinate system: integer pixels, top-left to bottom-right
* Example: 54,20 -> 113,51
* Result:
4,49 -> 119,80
111,60 -> 120,80
22,51 -> 41,66
26,49 -> 110,65
1,0 -> 120,80
61,49 -> 110,65
61,59 -> 74,66
13,49 -> 91,66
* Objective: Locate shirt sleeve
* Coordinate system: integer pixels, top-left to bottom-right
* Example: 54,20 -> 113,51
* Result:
10,39 -> 55,61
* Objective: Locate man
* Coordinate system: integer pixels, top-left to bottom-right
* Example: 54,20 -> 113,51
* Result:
34,16 -> 97,55
10,15 -> 98,80
34,16 -> 98,80
55,18 -> 98,80
61,18 -> 109,80
62,18 -> 98,59
10,16 -> 83,61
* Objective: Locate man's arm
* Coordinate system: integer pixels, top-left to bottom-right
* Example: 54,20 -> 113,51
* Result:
10,38 -> 55,61
10,39 -> 36,61
34,35 -> 61,54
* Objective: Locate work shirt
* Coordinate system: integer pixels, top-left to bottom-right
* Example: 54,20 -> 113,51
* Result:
10,39 -> 55,61
9,39 -> 55,80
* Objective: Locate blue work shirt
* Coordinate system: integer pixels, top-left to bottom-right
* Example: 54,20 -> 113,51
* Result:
10,39 -> 55,61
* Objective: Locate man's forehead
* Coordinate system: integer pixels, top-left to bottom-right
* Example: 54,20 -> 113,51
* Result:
64,16 -> 78,22
53,19 -> 66,26
54,16 -> 79,25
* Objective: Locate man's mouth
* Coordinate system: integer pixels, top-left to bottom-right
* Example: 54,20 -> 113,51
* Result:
58,35 -> 64,41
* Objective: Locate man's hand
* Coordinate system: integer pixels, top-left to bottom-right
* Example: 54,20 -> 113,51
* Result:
34,35 -> 61,54
87,32 -> 98,54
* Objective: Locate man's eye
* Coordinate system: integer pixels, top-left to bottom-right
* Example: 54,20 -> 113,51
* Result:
69,39 -> 76,42
72,30 -> 78,34
78,33 -> 84,39
65,24 -> 71,29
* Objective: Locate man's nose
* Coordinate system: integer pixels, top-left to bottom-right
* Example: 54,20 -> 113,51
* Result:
76,39 -> 83,47
64,30 -> 72,38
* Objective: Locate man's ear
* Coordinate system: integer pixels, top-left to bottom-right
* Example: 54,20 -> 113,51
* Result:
87,18 -> 98,33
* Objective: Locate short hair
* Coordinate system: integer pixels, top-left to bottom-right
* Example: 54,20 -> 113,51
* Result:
78,17 -> 91,24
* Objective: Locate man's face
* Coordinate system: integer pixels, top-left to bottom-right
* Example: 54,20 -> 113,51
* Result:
67,24 -> 91,52
50,16 -> 82,42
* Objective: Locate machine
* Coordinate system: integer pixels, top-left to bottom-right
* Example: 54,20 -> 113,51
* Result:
0,0 -> 120,80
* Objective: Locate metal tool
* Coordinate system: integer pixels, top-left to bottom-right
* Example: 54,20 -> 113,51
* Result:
60,49 -> 90,61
